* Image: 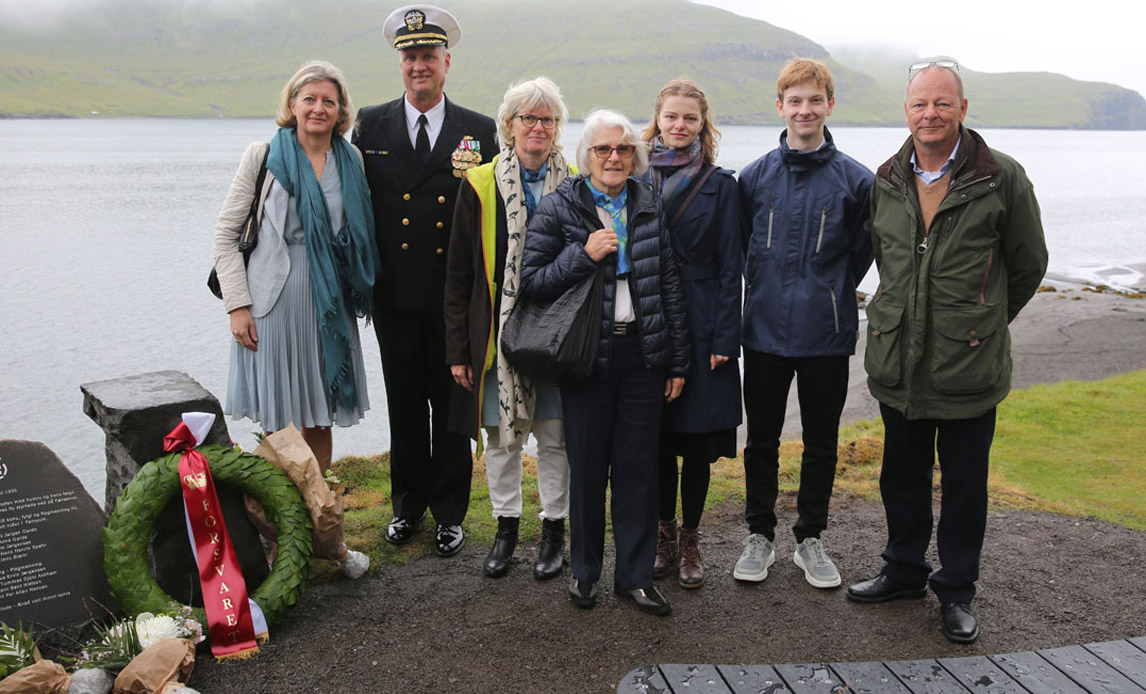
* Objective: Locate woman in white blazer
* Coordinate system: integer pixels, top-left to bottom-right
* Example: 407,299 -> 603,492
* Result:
213,60 -> 379,471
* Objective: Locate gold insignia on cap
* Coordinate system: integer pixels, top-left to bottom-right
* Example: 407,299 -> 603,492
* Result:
404,10 -> 425,31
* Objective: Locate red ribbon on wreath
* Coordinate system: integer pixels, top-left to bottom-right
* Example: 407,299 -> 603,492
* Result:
164,417 -> 260,660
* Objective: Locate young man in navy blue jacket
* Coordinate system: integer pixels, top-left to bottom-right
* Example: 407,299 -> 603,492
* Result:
734,58 -> 874,588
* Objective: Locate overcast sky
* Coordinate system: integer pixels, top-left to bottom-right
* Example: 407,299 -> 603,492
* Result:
699,0 -> 1146,101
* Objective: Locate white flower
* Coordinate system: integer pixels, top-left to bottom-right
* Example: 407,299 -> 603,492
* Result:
181,617 -> 205,645
135,613 -> 184,649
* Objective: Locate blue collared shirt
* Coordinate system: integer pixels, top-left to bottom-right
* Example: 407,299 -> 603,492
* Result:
911,136 -> 961,184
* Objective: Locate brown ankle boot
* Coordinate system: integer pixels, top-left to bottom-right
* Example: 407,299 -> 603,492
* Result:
678,526 -> 705,589
653,519 -> 679,579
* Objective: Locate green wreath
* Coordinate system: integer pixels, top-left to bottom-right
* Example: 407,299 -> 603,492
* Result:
103,445 -> 313,629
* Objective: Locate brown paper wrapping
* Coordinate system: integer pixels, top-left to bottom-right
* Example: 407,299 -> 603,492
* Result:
248,424 -> 347,562
112,638 -> 195,694
0,660 -> 70,694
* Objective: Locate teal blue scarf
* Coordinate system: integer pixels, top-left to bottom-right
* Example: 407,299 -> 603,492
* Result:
521,161 -> 547,220
587,180 -> 630,275
267,128 -> 378,411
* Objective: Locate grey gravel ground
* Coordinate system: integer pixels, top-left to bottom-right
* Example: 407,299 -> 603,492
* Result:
190,499 -> 1146,694
190,290 -> 1146,694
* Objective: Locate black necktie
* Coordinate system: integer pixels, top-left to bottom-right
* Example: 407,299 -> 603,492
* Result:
415,114 -> 430,164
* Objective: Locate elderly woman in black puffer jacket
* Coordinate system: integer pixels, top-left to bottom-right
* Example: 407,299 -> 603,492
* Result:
520,108 -> 690,616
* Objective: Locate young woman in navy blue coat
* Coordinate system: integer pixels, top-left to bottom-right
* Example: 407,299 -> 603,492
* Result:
641,80 -> 743,589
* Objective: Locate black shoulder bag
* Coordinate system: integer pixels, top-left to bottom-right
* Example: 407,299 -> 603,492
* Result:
501,204 -> 608,383
501,263 -> 604,384
207,144 -> 271,300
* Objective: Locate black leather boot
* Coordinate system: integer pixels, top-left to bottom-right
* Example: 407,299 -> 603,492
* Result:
533,518 -> 565,580
483,516 -> 519,578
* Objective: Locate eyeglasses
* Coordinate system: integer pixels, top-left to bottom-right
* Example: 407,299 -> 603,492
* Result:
590,144 -> 636,159
908,59 -> 960,76
515,114 -> 558,130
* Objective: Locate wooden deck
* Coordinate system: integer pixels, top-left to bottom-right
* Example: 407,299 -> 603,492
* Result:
617,637 -> 1146,694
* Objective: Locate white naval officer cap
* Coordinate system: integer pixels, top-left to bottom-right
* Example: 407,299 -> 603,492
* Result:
384,5 -> 462,50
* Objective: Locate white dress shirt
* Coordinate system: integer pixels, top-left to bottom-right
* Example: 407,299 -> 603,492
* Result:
404,95 -> 446,150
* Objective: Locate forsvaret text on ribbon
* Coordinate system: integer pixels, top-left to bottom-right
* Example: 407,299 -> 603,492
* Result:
164,413 -> 264,660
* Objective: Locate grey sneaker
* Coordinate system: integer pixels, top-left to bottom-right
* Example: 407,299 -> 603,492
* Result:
732,533 -> 775,582
793,537 -> 841,588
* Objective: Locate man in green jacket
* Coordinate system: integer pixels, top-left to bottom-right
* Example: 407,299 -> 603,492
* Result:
845,61 -> 1048,644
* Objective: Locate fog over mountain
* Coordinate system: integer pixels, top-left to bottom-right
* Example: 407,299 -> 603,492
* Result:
2,0 -> 1143,128
695,0 -> 1146,104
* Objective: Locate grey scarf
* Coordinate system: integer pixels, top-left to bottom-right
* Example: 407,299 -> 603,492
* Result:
493,147 -> 572,444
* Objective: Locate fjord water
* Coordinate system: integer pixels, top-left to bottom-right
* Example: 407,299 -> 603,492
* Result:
2,119 -> 1144,499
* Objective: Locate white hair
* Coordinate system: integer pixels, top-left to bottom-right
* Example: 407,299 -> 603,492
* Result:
495,76 -> 569,151
576,109 -> 650,175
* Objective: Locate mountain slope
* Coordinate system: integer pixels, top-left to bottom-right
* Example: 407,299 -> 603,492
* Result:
832,47 -> 1146,130
1,0 -> 1142,129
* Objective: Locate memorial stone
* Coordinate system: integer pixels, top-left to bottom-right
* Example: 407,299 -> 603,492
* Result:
0,440 -> 113,628
81,370 -> 232,512
80,370 -> 269,607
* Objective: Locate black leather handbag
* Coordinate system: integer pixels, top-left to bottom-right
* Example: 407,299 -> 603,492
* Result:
500,263 -> 604,383
207,145 -> 270,300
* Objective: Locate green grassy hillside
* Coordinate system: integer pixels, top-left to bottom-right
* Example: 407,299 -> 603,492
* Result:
833,47 -> 1146,130
2,0 -> 1143,128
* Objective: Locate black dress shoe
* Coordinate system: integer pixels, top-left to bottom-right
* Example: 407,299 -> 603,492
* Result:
941,602 -> 979,643
569,578 -> 598,609
483,516 -> 519,577
614,585 -> 672,616
434,524 -> 465,557
533,518 -> 565,580
385,510 -> 426,546
846,573 -> 927,603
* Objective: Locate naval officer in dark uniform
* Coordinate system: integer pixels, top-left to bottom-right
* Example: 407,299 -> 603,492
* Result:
352,4 -> 498,556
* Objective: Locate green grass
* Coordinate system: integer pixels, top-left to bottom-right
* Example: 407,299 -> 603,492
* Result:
990,370 -> 1146,529
315,368 -> 1146,579
315,451 -> 552,579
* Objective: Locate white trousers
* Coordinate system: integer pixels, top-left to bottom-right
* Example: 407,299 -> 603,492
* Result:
484,418 -> 570,520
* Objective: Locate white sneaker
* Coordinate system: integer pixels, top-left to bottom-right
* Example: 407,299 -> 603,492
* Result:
339,550 -> 370,580
732,533 -> 775,582
793,537 -> 841,588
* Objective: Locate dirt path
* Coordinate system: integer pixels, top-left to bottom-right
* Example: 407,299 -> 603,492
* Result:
191,497 -> 1146,694
191,291 -> 1146,694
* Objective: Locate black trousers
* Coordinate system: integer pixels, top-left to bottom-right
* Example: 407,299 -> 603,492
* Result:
742,349 -> 849,542
878,403 -> 996,604
374,308 -> 472,525
561,335 -> 664,590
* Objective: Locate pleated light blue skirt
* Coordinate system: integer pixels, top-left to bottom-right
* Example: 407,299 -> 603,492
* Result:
226,243 -> 369,431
